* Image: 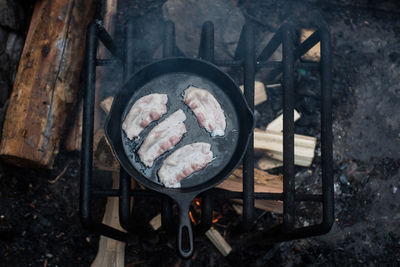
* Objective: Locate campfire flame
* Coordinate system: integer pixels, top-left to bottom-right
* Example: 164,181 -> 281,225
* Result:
212,212 -> 223,224
189,198 -> 223,225
189,211 -> 198,225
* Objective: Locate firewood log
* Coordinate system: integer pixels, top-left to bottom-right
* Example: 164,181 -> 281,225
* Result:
258,110 -> 300,170
254,130 -> 317,167
265,110 -> 301,132
0,0 -> 96,168
91,171 -> 126,267
65,0 -> 119,153
217,167 -> 283,193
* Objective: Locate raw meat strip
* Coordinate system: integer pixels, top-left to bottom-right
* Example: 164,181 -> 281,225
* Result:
158,142 -> 213,188
138,109 -> 187,167
122,93 -> 168,140
183,86 -> 226,137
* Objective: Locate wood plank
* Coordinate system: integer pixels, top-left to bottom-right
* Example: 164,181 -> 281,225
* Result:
254,130 -> 317,167
0,0 -> 95,168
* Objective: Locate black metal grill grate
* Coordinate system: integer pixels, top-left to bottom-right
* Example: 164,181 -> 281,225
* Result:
80,16 -> 333,243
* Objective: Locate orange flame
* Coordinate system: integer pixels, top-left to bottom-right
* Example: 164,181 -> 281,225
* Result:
212,212 -> 223,224
189,198 -> 224,225
189,211 -> 198,225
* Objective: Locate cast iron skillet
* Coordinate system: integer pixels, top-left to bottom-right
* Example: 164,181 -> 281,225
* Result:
105,57 -> 254,257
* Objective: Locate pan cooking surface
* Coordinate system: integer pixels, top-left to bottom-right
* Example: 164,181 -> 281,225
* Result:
121,72 -> 239,188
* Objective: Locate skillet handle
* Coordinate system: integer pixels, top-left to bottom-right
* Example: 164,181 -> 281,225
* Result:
177,198 -> 194,258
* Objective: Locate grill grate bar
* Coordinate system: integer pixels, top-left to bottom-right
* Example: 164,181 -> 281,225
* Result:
80,17 -> 333,243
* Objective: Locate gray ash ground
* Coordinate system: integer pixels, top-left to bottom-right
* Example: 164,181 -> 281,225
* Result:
1,0 -> 400,266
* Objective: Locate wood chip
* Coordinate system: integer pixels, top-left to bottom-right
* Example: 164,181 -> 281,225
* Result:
149,213 -> 162,231
265,83 -> 281,88
205,228 -> 232,256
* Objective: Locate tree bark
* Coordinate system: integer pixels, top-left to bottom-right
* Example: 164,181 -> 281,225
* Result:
0,0 -> 96,168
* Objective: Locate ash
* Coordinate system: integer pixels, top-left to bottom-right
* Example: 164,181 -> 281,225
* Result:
1,0 -> 400,266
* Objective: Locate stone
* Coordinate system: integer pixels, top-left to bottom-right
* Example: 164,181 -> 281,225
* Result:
5,32 -> 23,83
0,25 -> 7,54
0,79 -> 8,106
162,0 -> 245,58
0,0 -> 23,30
6,32 -> 23,62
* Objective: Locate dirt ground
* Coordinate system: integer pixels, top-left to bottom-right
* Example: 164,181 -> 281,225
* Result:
0,0 -> 399,266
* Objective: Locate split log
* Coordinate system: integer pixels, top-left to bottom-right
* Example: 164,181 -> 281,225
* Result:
239,81 -> 267,105
217,167 -> 283,214
93,96 -> 119,171
100,96 -> 114,114
69,96 -> 118,170
232,204 -> 243,215
205,228 -> 232,256
300,29 -> 320,62
91,171 -> 125,267
266,110 -> 301,132
257,157 -> 283,170
93,0 -> 119,133
254,130 -> 317,167
65,0 -> 119,152
217,167 -> 283,193
0,0 -> 96,168
232,199 -> 283,214
93,129 -> 120,171
90,0 -> 120,171
65,102 -> 83,151
258,110 -> 301,170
